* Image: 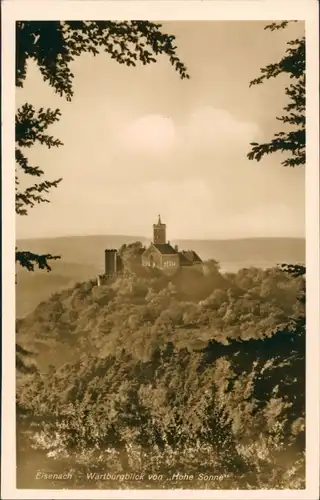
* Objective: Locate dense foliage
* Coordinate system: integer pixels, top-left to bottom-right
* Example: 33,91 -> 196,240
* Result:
17,260 -> 305,489
16,21 -> 188,271
248,21 -> 305,167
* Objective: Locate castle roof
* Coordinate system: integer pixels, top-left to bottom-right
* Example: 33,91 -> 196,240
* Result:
153,214 -> 166,227
178,252 -> 192,266
152,243 -> 177,255
179,250 -> 202,264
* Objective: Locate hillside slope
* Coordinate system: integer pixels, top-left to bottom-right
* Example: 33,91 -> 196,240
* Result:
16,264 -> 305,489
16,264 -> 305,370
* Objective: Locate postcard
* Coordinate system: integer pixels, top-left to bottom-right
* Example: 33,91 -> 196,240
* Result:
1,0 -> 319,499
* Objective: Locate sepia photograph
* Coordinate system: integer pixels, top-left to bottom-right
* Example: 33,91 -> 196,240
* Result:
1,1 -> 319,499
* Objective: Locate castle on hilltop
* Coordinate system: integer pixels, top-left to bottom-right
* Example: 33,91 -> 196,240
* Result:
98,216 -> 203,285
141,215 -> 202,272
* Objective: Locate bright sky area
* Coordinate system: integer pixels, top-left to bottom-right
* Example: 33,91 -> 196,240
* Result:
16,21 -> 305,240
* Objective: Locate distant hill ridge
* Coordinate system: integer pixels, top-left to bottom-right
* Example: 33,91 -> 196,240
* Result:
17,235 -> 305,267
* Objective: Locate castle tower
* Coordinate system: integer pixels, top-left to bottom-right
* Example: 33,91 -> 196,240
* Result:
105,249 -> 117,276
153,215 -> 166,244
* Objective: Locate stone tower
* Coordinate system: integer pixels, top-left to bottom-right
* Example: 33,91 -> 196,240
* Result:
105,249 -> 117,276
153,215 -> 166,244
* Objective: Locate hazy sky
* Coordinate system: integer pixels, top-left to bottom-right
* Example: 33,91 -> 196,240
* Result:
16,21 -> 305,240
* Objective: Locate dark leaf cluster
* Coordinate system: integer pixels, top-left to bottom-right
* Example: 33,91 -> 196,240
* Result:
248,22 -> 305,167
16,250 -> 60,272
16,104 -> 63,216
16,21 -> 189,101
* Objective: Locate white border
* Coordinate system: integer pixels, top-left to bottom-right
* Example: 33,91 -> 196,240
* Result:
2,1 -> 319,499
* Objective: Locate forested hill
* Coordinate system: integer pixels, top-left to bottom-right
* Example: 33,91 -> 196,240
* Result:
16,235 -> 305,318
16,263 -> 305,371
16,262 -> 305,489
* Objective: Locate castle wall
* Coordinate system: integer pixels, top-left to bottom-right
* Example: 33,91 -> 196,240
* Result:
161,254 -> 180,271
141,247 -> 162,268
